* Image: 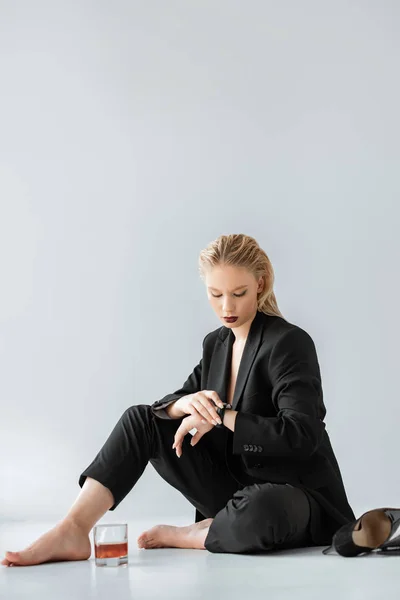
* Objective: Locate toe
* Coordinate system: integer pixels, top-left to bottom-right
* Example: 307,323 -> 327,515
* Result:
5,551 -> 21,565
6,550 -> 34,565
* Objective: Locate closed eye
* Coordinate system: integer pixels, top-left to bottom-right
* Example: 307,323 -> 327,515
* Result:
211,291 -> 247,298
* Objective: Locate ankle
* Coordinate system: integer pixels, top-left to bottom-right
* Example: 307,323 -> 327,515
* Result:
60,516 -> 92,536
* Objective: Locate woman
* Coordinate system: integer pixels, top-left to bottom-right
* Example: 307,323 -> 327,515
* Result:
1,233 -> 355,566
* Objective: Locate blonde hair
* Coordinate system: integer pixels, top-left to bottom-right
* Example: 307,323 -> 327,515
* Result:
198,233 -> 285,319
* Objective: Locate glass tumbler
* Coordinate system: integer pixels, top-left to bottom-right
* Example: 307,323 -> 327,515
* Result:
93,523 -> 128,567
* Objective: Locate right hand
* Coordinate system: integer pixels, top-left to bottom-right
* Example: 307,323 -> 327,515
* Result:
175,391 -> 225,426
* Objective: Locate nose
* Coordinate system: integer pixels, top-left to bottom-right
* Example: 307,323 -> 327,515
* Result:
222,302 -> 235,312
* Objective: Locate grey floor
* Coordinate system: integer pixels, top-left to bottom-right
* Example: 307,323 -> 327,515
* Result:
1,519 -> 400,599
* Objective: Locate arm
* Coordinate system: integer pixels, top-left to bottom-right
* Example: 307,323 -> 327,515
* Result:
232,327 -> 326,459
164,401 -> 186,419
150,334 -> 209,420
219,407 -> 238,432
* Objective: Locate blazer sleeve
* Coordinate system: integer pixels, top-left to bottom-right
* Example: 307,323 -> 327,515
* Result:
232,327 -> 326,459
149,335 -> 207,419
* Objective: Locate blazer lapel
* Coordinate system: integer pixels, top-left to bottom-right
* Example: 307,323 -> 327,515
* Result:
207,310 -> 266,412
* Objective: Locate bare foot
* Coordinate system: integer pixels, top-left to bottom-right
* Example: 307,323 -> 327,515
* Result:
137,518 -> 213,550
1,519 -> 91,567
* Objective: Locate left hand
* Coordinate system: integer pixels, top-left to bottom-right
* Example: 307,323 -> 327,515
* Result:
172,414 -> 215,458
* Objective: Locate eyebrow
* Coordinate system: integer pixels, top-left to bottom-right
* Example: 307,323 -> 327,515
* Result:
207,285 -> 248,291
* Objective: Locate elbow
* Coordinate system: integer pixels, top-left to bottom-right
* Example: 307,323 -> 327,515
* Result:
287,417 -> 325,459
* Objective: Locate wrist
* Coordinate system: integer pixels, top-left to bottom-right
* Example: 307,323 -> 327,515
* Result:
215,403 -> 232,428
165,399 -> 186,419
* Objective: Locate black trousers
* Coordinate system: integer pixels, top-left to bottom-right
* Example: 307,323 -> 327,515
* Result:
78,404 -> 324,554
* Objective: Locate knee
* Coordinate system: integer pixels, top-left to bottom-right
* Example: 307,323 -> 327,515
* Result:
242,484 -> 282,520
206,484 -> 294,553
120,403 -> 152,423
241,483 -> 307,526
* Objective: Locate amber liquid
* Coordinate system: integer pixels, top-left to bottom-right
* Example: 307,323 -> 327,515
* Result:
95,541 -> 128,559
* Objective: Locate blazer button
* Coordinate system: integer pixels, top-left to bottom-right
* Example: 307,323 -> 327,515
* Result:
243,444 -> 249,451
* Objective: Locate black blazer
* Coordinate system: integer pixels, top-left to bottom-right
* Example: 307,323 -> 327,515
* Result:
150,309 -> 356,542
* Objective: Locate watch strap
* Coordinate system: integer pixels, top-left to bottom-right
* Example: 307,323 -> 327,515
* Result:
215,402 -> 232,428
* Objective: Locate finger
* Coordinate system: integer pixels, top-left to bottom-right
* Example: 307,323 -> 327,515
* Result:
173,424 -> 187,451
206,401 -> 223,423
173,422 -> 186,442
172,438 -> 181,454
188,406 -> 207,423
194,399 -> 221,424
209,391 -> 225,408
190,431 -> 203,446
176,442 -> 183,457
173,435 -> 183,450
202,390 -> 224,410
192,403 -> 214,424
203,400 -> 223,424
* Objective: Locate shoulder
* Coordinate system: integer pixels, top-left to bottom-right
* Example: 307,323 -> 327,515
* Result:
266,316 -> 316,348
265,318 -> 320,376
201,326 -> 223,348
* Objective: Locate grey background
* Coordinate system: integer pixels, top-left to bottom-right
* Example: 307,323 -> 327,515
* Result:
0,1 -> 399,524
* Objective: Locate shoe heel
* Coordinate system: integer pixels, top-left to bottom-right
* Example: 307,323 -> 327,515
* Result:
324,507 -> 400,557
376,508 -> 400,552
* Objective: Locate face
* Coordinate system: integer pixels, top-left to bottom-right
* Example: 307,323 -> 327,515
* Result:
205,265 -> 264,327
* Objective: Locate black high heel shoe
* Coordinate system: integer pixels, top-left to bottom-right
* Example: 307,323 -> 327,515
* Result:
322,508 -> 400,557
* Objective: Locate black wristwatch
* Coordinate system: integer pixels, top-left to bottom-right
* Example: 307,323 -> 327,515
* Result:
215,402 -> 232,428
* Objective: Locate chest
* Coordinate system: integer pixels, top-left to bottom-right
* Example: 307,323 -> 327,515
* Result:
226,343 -> 245,406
